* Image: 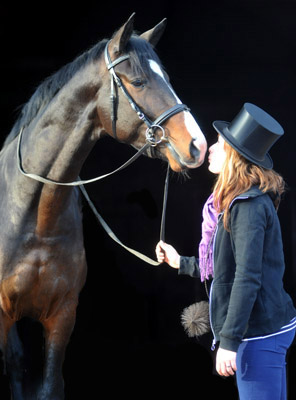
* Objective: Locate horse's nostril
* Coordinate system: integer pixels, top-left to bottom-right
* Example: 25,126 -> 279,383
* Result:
190,139 -> 201,160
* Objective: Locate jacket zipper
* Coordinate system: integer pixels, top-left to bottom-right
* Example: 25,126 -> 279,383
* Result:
209,195 -> 250,351
209,213 -> 222,351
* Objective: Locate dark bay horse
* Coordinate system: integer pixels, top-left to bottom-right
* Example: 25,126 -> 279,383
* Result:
0,14 -> 207,399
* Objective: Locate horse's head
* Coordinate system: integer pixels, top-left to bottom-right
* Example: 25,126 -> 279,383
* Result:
97,14 -> 207,172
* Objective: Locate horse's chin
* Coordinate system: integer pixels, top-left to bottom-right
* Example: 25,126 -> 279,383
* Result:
142,145 -> 189,172
164,145 -> 204,172
136,142 -> 199,172
167,156 -> 190,172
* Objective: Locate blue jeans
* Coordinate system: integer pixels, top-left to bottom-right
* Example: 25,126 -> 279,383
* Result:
236,329 -> 296,400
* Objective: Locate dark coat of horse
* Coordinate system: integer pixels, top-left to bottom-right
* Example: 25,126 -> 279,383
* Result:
0,14 -> 207,399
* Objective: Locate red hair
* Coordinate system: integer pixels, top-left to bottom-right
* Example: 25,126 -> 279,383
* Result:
213,141 -> 285,230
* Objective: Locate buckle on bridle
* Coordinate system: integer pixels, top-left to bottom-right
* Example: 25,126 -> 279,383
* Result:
146,124 -> 167,147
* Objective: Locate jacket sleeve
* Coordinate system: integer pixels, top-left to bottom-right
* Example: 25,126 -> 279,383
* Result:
219,198 -> 268,352
178,256 -> 201,278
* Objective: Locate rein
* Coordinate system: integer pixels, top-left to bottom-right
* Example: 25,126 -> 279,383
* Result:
17,127 -> 167,265
16,41 -> 189,265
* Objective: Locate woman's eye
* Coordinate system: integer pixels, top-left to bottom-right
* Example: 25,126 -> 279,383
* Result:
131,79 -> 146,88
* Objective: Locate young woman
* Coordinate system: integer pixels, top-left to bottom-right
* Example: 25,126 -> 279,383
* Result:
155,103 -> 296,400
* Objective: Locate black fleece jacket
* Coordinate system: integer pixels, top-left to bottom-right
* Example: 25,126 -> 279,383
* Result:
179,187 -> 296,352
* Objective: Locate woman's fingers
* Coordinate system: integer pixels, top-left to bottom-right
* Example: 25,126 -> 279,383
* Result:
155,241 -> 166,262
155,241 -> 180,268
216,348 -> 237,377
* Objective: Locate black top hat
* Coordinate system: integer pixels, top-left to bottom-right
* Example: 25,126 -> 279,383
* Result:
212,103 -> 284,169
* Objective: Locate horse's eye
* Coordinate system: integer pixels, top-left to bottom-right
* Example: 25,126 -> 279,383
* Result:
131,79 -> 146,88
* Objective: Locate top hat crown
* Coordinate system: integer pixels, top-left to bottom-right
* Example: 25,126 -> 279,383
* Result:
212,103 -> 284,169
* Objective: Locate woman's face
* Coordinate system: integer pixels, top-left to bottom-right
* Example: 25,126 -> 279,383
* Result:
208,135 -> 227,174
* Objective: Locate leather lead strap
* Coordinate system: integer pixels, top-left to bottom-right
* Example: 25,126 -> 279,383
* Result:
17,125 -> 169,265
160,164 -> 169,242
79,163 -> 170,266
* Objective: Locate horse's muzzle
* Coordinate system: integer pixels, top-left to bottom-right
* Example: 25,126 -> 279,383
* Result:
180,138 -> 207,169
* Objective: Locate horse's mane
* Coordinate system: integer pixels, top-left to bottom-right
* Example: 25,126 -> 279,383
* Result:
3,32 -> 162,149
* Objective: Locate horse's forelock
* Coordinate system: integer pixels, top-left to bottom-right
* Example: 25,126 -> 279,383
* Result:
126,36 -> 163,79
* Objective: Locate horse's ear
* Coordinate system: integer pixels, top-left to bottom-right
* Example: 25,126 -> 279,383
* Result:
140,18 -> 167,47
110,13 -> 135,54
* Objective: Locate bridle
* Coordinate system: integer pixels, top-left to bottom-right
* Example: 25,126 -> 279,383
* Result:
104,39 -> 190,145
16,40 -> 191,265
17,40 -> 190,186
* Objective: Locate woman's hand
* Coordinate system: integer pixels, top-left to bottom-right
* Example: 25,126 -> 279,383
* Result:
216,347 -> 237,377
155,240 -> 180,269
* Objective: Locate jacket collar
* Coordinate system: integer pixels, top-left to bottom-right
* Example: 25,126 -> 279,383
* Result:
229,186 -> 264,209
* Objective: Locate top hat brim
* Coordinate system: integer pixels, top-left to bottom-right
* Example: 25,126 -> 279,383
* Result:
212,120 -> 273,170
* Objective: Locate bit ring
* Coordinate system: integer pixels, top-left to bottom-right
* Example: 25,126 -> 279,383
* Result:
146,124 -> 166,147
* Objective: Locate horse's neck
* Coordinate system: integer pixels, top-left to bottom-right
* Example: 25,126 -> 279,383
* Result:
11,63 -> 103,235
23,65 -> 101,181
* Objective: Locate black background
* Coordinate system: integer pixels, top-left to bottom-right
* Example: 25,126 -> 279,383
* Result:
1,1 -> 296,398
